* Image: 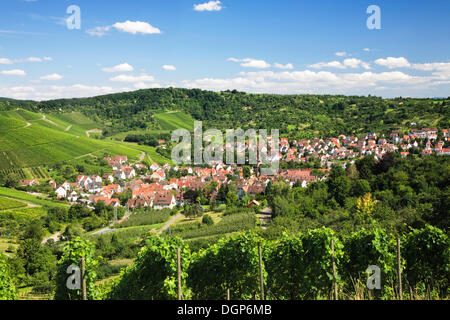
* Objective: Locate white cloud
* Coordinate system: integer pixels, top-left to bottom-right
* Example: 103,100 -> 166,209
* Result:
43,57 -> 52,61
309,59 -> 370,70
110,74 -> 156,83
375,57 -> 411,69
309,61 -> 345,69
194,1 -> 223,11
102,63 -> 134,73
26,57 -> 43,62
1,69 -> 26,76
134,82 -> 162,89
274,63 -> 294,70
412,62 -> 450,80
0,57 -> 13,64
343,58 -> 371,70
228,58 -> 271,69
112,21 -> 161,35
162,65 -> 176,71
40,73 -> 63,81
363,48 -> 371,52
335,52 -> 347,57
86,26 -> 111,37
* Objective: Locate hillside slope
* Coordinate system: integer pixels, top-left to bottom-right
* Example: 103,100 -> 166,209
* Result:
0,109 -> 171,171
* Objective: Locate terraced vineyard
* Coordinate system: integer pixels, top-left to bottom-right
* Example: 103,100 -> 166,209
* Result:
155,111 -> 195,131
0,109 -> 172,170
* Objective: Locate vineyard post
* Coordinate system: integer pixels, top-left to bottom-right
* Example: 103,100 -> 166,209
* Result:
396,237 -> 403,300
258,242 -> 264,300
331,239 -> 338,300
227,289 -> 230,300
81,256 -> 87,301
177,247 -> 182,300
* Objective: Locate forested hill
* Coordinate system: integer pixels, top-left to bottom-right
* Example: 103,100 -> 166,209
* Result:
1,88 -> 449,140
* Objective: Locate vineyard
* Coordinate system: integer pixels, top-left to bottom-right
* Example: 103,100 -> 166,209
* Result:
50,225 -> 449,301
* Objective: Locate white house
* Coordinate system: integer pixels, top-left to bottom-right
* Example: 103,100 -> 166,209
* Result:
55,186 -> 67,199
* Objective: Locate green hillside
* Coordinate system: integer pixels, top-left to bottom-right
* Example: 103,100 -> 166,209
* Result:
155,111 -> 195,131
0,109 -> 172,171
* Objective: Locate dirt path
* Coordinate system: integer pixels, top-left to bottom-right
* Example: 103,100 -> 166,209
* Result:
41,115 -> 62,128
138,152 -> 146,163
41,231 -> 61,245
86,129 -> 102,138
158,212 -> 182,235
65,125 -> 72,132
92,208 -> 132,236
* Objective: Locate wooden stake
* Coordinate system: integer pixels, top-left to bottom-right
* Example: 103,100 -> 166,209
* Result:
177,247 -> 182,300
258,242 -> 264,300
396,237 -> 403,300
331,239 -> 338,300
227,289 -> 230,301
81,256 -> 87,301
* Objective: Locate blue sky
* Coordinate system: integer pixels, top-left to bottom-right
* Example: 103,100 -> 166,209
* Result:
0,0 -> 449,100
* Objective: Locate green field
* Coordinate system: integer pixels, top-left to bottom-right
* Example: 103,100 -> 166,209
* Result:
0,109 -> 169,170
0,187 -> 67,208
155,111 -> 195,131
0,196 -> 27,210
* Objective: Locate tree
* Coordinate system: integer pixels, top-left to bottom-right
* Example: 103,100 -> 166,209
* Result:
328,175 -> 351,206
0,254 -> 17,300
353,179 -> 371,197
188,232 -> 264,300
62,223 -> 84,241
108,235 -> 191,300
55,237 -> 99,300
185,203 -> 203,220
68,204 -> 92,221
3,173 -> 19,188
404,225 -> 449,297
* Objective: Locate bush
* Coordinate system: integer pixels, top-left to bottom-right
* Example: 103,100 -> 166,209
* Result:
202,214 -> 214,226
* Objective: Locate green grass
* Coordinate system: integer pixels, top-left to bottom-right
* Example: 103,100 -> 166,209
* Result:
0,207 -> 47,222
0,110 -> 163,170
51,112 -> 98,130
0,187 -> 67,208
0,196 -> 27,210
116,210 -> 171,229
155,111 -> 195,131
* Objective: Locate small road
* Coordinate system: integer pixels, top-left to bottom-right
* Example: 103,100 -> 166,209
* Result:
65,125 -> 72,132
91,208 -> 132,236
41,232 -> 61,245
158,212 -> 182,235
138,152 -> 146,163
86,129 -> 102,138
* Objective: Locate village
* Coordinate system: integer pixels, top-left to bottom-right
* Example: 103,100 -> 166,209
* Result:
18,127 -> 450,212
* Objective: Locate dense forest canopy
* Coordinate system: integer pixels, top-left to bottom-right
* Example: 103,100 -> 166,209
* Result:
1,88 -> 448,140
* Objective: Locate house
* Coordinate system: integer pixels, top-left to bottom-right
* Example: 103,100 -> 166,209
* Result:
20,179 -> 39,187
151,171 -> 166,182
248,200 -> 260,208
153,192 -> 176,210
113,170 -> 126,180
86,181 -> 103,194
121,166 -> 136,179
127,198 -> 151,210
48,180 -> 57,189
55,186 -> 67,199
67,191 -> 78,202
102,174 -> 114,184
61,181 -> 71,191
